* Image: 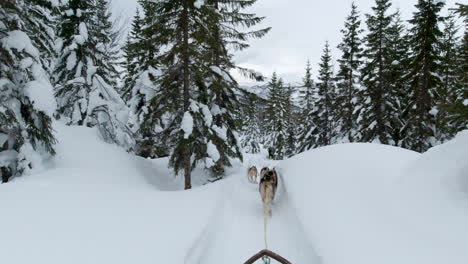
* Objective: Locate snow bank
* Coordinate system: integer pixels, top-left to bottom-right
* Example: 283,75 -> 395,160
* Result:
2,124 -> 466,264
281,140 -> 468,264
0,124 -> 223,264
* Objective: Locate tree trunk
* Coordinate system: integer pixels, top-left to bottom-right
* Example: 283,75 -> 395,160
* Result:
182,0 -> 191,190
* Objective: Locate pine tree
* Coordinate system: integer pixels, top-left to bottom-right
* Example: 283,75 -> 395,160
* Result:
240,91 -> 263,154
124,3 -> 163,159
23,0 -> 58,75
335,2 -> 363,143
54,0 -> 133,149
1,0 -> 57,183
315,42 -> 336,147
197,0 -> 269,175
264,73 -> 288,159
121,9 -> 143,102
284,85 -> 297,157
296,60 -> 315,152
356,0 -> 396,144
135,0 -> 268,188
403,0 -> 445,152
94,0 -> 121,88
299,42 -> 336,150
436,14 -> 461,141
444,3 -> 468,132
386,10 -> 411,146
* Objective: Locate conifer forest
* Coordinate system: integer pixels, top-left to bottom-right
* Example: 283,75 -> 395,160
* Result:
1,0 -> 467,189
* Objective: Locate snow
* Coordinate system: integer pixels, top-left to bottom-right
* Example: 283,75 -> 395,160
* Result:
0,133 -> 8,146
211,104 -> 222,116
189,100 -> 199,112
181,111 -> 193,139
206,141 -> 220,163
463,99 -> 468,106
19,57 -> 34,69
212,125 -> 227,141
78,22 -> 88,42
194,0 -> 204,8
429,107 -> 439,116
86,59 -> 97,84
210,66 -> 233,82
0,149 -> 18,167
66,51 -> 77,70
65,9 -> 74,16
132,67 -> 160,103
1,123 -> 467,264
200,104 -> 212,127
282,136 -> 468,264
2,30 -> 39,57
24,80 -> 57,115
47,0 -> 59,7
0,124 -> 222,264
74,35 -> 86,45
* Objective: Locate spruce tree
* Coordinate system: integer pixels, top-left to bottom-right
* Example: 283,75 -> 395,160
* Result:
403,0 -> 445,152
284,85 -> 297,157
121,9 -> 143,102
197,0 -> 269,175
240,91 -> 263,154
444,3 -> 468,132
436,14 -> 461,141
355,0 -> 395,144
299,42 -> 336,150
296,60 -> 315,153
54,0 -> 133,149
124,3 -> 163,159
134,0 -> 268,188
94,0 -> 121,88
23,0 -> 58,75
335,2 -> 363,143
1,0 -> 57,183
386,10 -> 411,146
264,73 -> 288,159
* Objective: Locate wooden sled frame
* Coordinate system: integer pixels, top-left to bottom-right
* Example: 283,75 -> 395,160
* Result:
244,249 -> 292,264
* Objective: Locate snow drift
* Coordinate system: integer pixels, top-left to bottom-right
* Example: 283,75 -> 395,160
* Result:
281,131 -> 468,264
0,124 -> 466,264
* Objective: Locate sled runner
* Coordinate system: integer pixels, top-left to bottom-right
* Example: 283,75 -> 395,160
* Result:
244,249 -> 292,264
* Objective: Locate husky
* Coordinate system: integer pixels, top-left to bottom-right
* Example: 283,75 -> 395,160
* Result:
247,166 -> 258,183
260,167 -> 269,179
259,168 -> 278,217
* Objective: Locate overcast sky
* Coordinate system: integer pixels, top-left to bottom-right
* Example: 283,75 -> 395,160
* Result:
111,0 -> 461,85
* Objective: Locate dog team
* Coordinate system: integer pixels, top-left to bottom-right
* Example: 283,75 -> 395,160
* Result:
247,166 -> 278,217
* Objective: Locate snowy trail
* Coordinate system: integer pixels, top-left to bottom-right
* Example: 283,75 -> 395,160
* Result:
186,165 -> 321,263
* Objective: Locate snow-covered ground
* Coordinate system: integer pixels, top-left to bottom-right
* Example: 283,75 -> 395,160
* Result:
1,124 -> 467,264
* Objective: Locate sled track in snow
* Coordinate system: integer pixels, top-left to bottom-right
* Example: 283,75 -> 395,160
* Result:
185,169 -> 322,264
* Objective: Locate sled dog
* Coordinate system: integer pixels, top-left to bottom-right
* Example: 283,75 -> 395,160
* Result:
259,168 -> 278,217
260,167 -> 269,179
247,166 -> 258,183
